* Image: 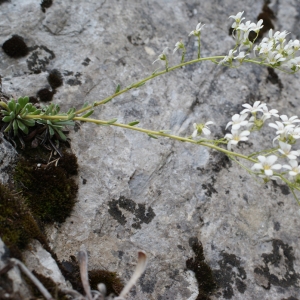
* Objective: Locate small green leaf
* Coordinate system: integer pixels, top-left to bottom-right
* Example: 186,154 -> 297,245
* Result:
81,110 -> 94,118
4,123 -> 12,133
17,120 -> 28,134
148,134 -> 158,139
135,82 -> 145,88
67,113 -> 76,120
1,110 -> 10,116
115,84 -> 121,93
22,119 -> 36,127
0,101 -> 9,110
2,116 -> 12,122
29,109 -> 41,115
102,98 -> 112,104
15,103 -> 21,115
18,96 -> 29,108
13,120 -> 18,131
8,100 -> 16,112
107,118 -> 118,124
49,126 -> 55,136
67,108 -> 76,115
82,102 -> 89,108
128,121 -> 140,126
56,129 -> 67,141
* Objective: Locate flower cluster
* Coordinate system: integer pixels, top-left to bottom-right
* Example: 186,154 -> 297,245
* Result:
189,100 -> 299,182
254,29 -> 300,70
219,11 -> 300,72
224,101 -> 270,151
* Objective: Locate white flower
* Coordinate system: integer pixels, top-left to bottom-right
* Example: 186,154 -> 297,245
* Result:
280,115 -> 300,125
278,141 -> 299,160
237,20 -> 254,32
230,12 -> 245,30
266,51 -> 286,65
269,121 -> 294,143
192,121 -> 214,138
258,42 -> 273,56
293,39 -> 300,51
250,19 -> 264,33
261,106 -> 279,122
229,11 -> 245,23
189,22 -> 205,37
152,47 -> 169,64
283,160 -> 300,177
234,51 -> 248,62
240,101 -> 266,114
282,57 -> 300,71
252,155 -> 282,177
219,49 -> 237,65
224,129 -> 250,150
173,41 -> 185,54
274,30 -> 289,43
225,113 -> 248,130
287,126 -> 300,140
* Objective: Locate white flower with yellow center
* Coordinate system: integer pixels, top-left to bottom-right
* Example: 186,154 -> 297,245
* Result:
252,155 -> 282,178
224,129 -> 250,150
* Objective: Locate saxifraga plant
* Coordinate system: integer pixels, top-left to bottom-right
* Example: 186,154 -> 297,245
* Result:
1,11 -> 300,202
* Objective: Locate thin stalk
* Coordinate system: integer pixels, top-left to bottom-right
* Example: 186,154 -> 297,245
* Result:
74,117 -> 258,163
74,56 -> 226,115
198,35 -> 201,59
24,114 -> 258,163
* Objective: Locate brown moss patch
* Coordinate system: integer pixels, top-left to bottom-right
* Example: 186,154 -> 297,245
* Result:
2,35 -> 29,58
0,183 -> 48,259
14,150 -> 78,223
89,269 -> 124,296
47,69 -> 63,89
37,88 -> 55,102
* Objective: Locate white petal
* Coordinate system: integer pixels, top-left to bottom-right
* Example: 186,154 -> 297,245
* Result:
232,124 -> 241,130
271,164 -> 282,170
265,155 -> 278,166
264,169 -> 273,176
252,163 -> 263,170
192,130 -> 198,138
257,156 -> 267,163
202,128 -> 211,136
205,121 -> 214,126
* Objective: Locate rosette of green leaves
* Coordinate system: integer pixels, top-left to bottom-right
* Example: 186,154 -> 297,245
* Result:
0,97 -> 39,136
37,103 -> 75,141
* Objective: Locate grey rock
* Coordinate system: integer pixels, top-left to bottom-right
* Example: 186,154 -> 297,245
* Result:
23,239 -> 70,289
0,132 -> 18,185
1,0 -> 300,299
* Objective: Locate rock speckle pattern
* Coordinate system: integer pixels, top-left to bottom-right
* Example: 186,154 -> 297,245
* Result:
0,132 -> 17,185
1,0 -> 300,299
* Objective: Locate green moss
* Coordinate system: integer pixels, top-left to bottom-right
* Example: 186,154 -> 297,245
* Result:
14,156 -> 78,223
186,238 -> 217,300
89,269 -> 124,296
0,183 -> 48,258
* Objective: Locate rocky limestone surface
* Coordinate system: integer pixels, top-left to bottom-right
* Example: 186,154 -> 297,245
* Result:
1,0 -> 300,299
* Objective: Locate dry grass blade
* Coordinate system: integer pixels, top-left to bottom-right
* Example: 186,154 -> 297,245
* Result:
78,250 -> 93,300
117,251 -> 147,299
10,258 -> 54,300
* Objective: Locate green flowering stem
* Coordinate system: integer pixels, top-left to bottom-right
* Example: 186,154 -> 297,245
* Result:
25,113 -> 257,163
74,55 -> 226,115
198,35 -> 201,59
74,55 -> 293,117
181,48 -> 186,63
